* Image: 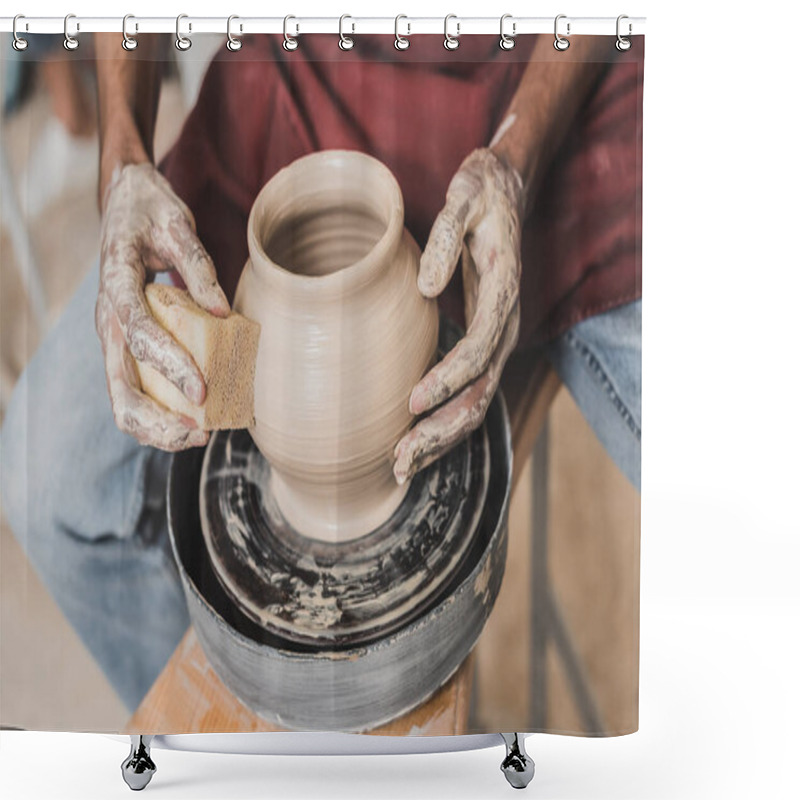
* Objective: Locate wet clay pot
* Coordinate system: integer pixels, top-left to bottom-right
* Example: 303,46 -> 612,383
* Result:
234,150 -> 439,543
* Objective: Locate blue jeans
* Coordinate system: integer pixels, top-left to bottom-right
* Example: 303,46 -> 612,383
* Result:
545,300 -> 641,492
0,263 -> 640,714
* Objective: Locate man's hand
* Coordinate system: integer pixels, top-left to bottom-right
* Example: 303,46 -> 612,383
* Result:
96,162 -> 230,451
393,148 -> 524,484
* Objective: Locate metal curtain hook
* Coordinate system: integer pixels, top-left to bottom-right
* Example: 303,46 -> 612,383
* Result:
227,15 -> 242,51
616,14 -> 632,51
444,14 -> 460,51
63,13 -> 79,51
176,14 -> 192,51
499,14 -> 516,50
395,15 -> 410,50
122,14 -> 138,51
554,14 -> 570,51
12,15 -> 28,51
339,14 -> 354,50
283,15 -> 298,51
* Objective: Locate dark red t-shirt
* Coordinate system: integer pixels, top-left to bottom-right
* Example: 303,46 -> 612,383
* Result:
160,34 -> 642,349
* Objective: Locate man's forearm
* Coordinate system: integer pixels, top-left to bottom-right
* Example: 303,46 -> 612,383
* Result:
95,33 -> 167,209
490,35 -> 613,203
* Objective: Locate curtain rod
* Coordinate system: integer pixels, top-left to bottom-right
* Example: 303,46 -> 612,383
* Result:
0,16 -> 646,37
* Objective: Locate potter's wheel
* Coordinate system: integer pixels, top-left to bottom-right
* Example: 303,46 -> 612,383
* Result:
199,425 -> 489,647
166,319 -> 513,731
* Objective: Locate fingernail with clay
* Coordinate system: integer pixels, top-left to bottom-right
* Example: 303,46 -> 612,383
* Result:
185,376 -> 205,405
394,462 -> 408,486
393,441 -> 408,485
417,271 -> 437,298
408,383 -> 428,415
211,286 -> 231,317
190,430 -> 210,449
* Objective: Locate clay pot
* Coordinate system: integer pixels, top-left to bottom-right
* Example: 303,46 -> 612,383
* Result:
234,150 -> 439,543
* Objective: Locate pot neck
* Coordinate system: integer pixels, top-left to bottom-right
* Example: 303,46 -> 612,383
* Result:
246,151 -> 406,299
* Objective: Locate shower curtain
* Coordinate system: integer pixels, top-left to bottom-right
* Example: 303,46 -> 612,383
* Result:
0,28 -> 643,738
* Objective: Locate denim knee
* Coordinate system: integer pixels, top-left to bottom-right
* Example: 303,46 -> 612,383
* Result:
0,263 -> 151,557
545,299 -> 642,490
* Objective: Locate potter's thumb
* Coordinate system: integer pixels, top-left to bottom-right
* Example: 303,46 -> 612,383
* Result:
172,223 -> 231,317
419,208 -> 464,297
418,244 -> 458,298
182,257 -> 231,318
192,278 -> 231,318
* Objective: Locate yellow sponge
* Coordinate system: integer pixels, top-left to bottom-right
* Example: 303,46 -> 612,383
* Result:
135,283 -> 260,430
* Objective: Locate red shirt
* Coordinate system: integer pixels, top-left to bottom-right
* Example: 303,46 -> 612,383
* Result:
160,34 -> 643,349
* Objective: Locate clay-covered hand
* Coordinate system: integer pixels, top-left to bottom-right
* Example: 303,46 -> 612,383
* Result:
96,162 -> 230,451
394,148 -> 524,484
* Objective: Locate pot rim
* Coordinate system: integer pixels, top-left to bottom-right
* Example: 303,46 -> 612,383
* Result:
246,149 -> 405,294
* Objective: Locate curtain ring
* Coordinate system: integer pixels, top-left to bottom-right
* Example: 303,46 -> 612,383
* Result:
12,15 -> 28,51
63,13 -> 79,51
175,14 -> 192,51
554,14 -> 570,51
227,15 -> 242,51
339,14 -> 354,51
283,15 -> 298,51
616,14 -> 632,51
394,15 -> 410,50
444,14 -> 460,51
122,14 -> 138,51
499,14 -> 516,50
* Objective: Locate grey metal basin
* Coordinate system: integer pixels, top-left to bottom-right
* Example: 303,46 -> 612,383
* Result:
167,380 -> 511,733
